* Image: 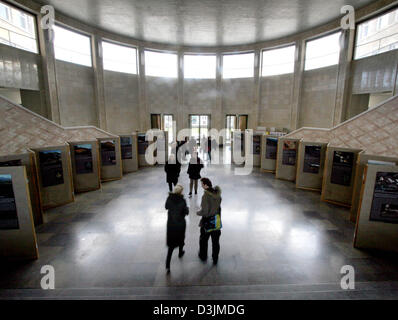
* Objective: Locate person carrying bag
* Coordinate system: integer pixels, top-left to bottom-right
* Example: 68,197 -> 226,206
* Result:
197,178 -> 222,265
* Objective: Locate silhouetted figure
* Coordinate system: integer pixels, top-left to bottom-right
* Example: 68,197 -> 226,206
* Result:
165,185 -> 189,273
165,154 -> 181,192
187,153 -> 204,197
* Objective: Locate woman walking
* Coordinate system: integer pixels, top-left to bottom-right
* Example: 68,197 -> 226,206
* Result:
165,154 -> 181,192
187,153 -> 204,197
197,178 -> 222,265
165,185 -> 189,273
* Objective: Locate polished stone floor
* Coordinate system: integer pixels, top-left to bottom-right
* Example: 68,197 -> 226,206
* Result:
1,153 -> 398,299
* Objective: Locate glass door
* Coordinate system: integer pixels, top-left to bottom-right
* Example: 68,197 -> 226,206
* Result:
226,115 -> 237,144
163,114 -> 174,143
189,115 -> 210,145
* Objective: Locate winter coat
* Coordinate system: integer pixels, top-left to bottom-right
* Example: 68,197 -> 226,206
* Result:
165,162 -> 181,184
197,186 -> 222,219
187,159 -> 204,180
165,193 -> 189,248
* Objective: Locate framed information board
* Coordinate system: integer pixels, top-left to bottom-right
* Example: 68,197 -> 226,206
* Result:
303,146 -> 322,174
369,172 -> 398,224
282,140 -> 297,166
74,144 -> 93,175
331,151 -> 354,186
38,150 -> 64,188
121,137 -> 133,160
100,140 -> 116,166
0,174 -> 19,230
266,137 -> 278,160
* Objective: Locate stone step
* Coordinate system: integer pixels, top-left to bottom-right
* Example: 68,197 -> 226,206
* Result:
1,281 -> 398,300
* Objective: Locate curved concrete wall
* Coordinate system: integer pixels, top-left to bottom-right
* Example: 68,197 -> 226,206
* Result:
2,0 -> 398,136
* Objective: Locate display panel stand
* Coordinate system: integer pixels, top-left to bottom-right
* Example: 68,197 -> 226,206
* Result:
68,140 -> 101,193
275,138 -> 302,182
321,146 -> 362,208
0,166 -> 39,260
261,135 -> 278,173
231,130 -> 245,165
120,134 -> 139,173
354,164 -> 398,253
252,133 -> 263,167
350,153 -> 398,223
97,137 -> 123,182
31,145 -> 75,210
296,142 -> 328,192
0,152 -> 43,226
138,130 -> 168,167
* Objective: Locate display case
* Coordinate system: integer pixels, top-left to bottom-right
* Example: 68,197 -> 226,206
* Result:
97,137 -> 123,182
296,142 -> 328,192
0,152 -> 43,226
68,140 -> 101,193
120,134 -> 139,173
354,164 -> 398,253
321,146 -> 362,207
350,153 -> 398,223
275,138 -> 302,182
0,166 -> 39,260
31,145 -> 74,210
261,135 -> 278,173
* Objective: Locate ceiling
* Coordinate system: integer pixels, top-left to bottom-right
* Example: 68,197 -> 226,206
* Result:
34,0 -> 376,47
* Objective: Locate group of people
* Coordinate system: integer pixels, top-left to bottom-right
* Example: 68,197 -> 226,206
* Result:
163,137 -> 222,273
165,178 -> 222,273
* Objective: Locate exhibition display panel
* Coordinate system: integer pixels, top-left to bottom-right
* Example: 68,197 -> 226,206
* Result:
350,153 -> 398,223
261,135 -> 278,173
68,140 -> 101,193
0,166 -> 38,260
321,146 -> 362,207
231,130 -> 245,165
252,133 -> 263,167
120,134 -> 139,173
138,131 -> 168,167
276,138 -> 302,182
98,137 -> 123,182
0,152 -> 43,226
296,142 -> 328,192
354,164 -> 398,253
31,145 -> 74,210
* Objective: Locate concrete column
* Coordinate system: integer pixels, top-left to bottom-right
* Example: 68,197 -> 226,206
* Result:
253,48 -> 261,131
177,52 -> 184,132
92,35 -> 107,130
333,28 -> 355,127
290,40 -> 305,130
36,16 -> 60,124
216,53 -> 223,131
137,46 -> 149,132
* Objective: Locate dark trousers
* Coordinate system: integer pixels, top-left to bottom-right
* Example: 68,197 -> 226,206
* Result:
199,228 -> 221,261
168,181 -> 177,192
166,245 -> 184,269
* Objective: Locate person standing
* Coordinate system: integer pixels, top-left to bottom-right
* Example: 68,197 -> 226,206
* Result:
187,153 -> 204,197
165,185 -> 189,273
197,178 -> 222,265
165,154 -> 181,192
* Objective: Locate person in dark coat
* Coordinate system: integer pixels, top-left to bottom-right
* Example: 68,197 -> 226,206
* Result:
164,154 -> 181,192
187,153 -> 204,197
165,185 -> 189,273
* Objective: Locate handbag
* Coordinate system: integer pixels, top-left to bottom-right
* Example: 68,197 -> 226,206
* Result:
203,213 -> 222,233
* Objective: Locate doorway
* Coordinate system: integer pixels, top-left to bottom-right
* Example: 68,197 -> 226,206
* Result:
163,114 -> 174,144
226,115 -> 237,145
189,115 -> 210,145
